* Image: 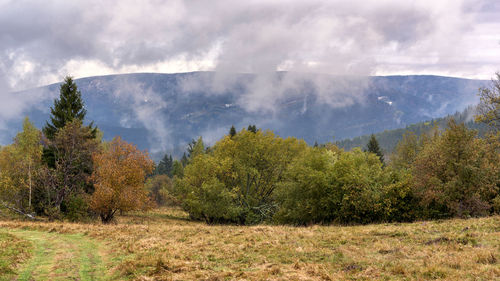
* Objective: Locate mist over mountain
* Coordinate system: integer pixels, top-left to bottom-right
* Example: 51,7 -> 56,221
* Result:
1,72 -> 487,159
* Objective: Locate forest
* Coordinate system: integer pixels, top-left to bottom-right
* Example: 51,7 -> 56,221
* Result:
1,74 -> 499,227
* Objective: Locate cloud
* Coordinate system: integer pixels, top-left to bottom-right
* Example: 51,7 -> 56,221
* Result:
1,0 -> 498,89
0,0 -> 498,145
107,76 -> 171,154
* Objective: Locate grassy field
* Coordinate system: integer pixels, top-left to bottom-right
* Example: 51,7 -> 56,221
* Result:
0,231 -> 32,281
0,208 -> 499,280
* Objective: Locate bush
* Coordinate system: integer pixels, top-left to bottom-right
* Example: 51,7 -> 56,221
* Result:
411,121 -> 500,218
275,147 -> 414,225
146,175 -> 178,206
331,148 -> 388,224
175,129 -> 307,224
62,193 -> 93,222
274,148 -> 338,225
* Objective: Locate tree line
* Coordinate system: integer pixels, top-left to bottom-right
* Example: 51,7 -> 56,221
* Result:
1,73 -> 499,226
151,73 -> 500,225
0,77 -> 152,223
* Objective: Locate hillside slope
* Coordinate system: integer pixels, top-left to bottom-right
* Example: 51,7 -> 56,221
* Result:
3,72 -> 487,158
336,106 -> 489,154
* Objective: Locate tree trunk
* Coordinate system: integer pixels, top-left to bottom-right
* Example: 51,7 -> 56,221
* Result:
28,161 -> 32,208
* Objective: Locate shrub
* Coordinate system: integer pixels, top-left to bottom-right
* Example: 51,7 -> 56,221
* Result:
274,148 -> 338,224
275,147 -> 413,225
175,129 -> 307,224
412,121 -> 500,218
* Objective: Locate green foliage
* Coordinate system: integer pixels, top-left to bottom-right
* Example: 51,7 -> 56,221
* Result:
63,193 -> 92,222
172,160 -> 184,178
330,148 -> 388,224
336,106 -> 487,154
274,147 -> 338,224
183,178 -> 241,223
412,120 -> 500,218
155,154 -> 173,177
176,129 -> 307,224
42,76 -> 96,168
275,147 -> 417,225
34,120 -> 99,219
380,169 -> 418,222
366,134 -> 384,163
0,117 -> 42,213
247,124 -> 257,133
43,76 -> 92,140
229,125 -> 236,137
390,132 -> 420,170
146,175 -> 178,206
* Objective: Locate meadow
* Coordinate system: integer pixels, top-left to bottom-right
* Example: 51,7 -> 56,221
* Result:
0,208 -> 499,280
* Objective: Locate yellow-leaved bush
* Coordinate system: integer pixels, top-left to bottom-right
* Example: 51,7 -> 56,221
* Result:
90,137 -> 153,223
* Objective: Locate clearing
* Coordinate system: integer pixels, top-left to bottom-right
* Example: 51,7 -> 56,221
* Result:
0,208 -> 499,280
0,228 -> 114,281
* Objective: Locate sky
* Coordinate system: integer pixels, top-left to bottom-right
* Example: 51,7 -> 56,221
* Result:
0,0 -> 499,94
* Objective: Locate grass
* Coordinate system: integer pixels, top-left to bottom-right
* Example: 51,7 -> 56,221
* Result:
0,207 -> 499,280
0,231 -> 32,281
0,228 -> 118,281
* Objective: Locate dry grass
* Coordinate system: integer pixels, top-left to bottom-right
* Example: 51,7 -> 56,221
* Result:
1,207 -> 499,280
0,231 -> 32,280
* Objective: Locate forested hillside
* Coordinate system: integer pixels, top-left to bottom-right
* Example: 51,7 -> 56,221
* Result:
336,106 -> 489,154
3,73 -> 486,159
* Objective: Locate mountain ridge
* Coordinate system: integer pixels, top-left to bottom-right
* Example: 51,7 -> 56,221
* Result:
2,72 -> 488,159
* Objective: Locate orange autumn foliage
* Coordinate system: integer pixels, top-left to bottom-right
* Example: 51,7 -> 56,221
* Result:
90,137 -> 154,223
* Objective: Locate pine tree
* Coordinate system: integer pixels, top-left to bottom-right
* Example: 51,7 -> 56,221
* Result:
229,125 -> 236,137
366,134 -> 384,163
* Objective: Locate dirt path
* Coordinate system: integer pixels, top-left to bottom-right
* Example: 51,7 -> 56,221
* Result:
4,229 -> 109,281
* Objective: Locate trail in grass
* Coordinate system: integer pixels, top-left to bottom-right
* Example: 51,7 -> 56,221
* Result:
5,229 -> 108,281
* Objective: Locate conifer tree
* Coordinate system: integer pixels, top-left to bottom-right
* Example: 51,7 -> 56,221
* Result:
229,125 -> 236,137
42,76 -> 96,167
247,124 -> 257,133
156,154 -> 174,177
43,76 -> 92,140
366,134 -> 384,163
180,152 -> 188,167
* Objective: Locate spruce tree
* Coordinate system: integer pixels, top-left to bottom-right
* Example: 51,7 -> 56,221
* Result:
43,76 -> 89,140
229,125 -> 236,137
247,124 -> 257,133
156,154 -> 174,177
42,76 -> 96,167
366,134 -> 384,163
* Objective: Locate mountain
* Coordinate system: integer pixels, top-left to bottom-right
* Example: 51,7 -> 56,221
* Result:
1,72 -> 488,160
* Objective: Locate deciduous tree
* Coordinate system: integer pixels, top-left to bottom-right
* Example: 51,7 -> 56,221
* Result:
14,117 -> 43,208
90,137 -> 153,223
176,129 -> 307,224
50,120 -> 99,217
412,120 -> 500,218
0,117 -> 42,213
476,73 -> 500,131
